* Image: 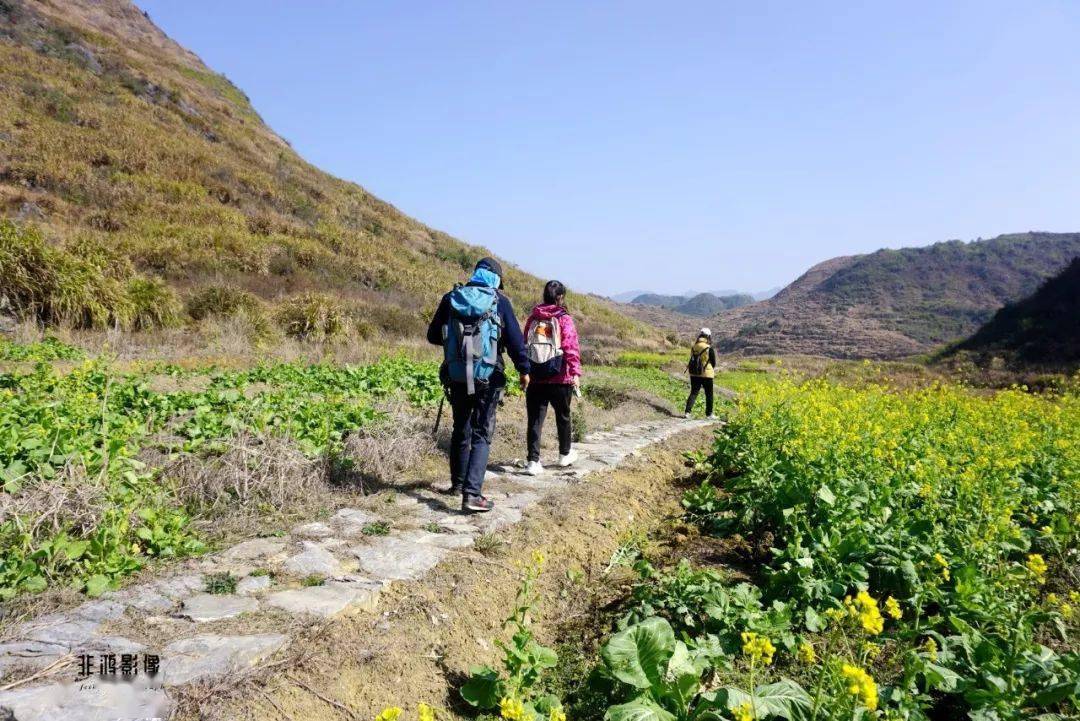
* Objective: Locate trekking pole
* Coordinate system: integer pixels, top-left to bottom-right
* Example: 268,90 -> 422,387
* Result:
433,393 -> 445,436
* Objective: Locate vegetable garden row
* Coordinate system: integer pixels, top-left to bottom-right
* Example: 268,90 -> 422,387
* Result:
0,338 -> 443,599
444,376 -> 1078,721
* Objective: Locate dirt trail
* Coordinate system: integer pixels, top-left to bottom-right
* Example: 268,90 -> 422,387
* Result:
0,418 -> 715,721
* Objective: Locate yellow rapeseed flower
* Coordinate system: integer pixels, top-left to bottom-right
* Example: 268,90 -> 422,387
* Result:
500,697 -> 525,721
548,708 -> 566,721
884,596 -> 902,620
375,708 -> 403,721
418,704 -> 435,721
922,637 -> 938,663
841,664 -> 878,712
733,702 -> 754,721
1026,553 -> 1048,583
844,591 -> 884,635
740,631 -> 776,665
796,641 -> 816,664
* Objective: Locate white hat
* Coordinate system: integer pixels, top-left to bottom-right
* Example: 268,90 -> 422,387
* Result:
699,327 -> 711,337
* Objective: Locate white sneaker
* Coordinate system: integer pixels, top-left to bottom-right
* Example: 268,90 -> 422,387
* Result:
557,450 -> 579,467
684,412 -> 692,419
524,461 -> 543,476
707,414 -> 718,420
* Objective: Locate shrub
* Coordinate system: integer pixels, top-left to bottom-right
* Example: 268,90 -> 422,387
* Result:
0,221 -> 140,330
275,292 -> 349,342
186,285 -> 261,321
127,277 -> 183,330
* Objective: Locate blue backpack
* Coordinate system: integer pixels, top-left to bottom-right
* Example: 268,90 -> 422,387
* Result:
443,285 -> 502,394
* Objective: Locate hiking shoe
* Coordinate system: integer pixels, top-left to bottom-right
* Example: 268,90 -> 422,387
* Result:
462,495 -> 494,513
524,461 -> 544,476
684,412 -> 692,419
440,482 -> 462,495
707,414 -> 718,421
557,450 -> 579,467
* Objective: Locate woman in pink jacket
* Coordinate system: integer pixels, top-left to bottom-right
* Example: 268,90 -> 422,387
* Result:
522,280 -> 582,475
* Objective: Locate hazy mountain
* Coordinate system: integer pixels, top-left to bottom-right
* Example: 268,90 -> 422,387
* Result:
630,292 -> 755,317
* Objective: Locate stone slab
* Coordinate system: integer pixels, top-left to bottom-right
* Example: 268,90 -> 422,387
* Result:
282,542 -> 342,577
398,529 -> 475,550
352,537 -> 446,581
177,594 -> 259,622
221,538 -> 286,562
292,521 -> 334,539
161,633 -> 287,686
0,676 -> 171,721
330,508 -> 379,536
263,579 -> 380,618
236,575 -> 272,596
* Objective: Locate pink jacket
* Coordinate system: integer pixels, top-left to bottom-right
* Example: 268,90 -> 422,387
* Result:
523,304 -> 581,384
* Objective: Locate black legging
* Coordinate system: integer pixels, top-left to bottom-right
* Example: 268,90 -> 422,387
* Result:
685,376 -> 714,416
526,383 -> 573,462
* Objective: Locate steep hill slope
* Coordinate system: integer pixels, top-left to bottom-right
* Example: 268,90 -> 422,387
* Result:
0,0 -> 653,346
952,257 -> 1080,368
710,233 -> 1080,359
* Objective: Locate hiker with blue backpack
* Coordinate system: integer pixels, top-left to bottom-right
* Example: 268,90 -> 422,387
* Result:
522,280 -> 582,475
427,257 -> 530,513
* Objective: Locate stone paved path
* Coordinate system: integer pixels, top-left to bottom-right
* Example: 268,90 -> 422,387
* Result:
0,417 -> 713,721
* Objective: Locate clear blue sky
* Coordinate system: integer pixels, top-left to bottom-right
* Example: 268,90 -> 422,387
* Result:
137,1 -> 1080,297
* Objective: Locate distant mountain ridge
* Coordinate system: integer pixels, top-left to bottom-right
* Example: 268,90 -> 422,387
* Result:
631,292 -> 755,317
709,232 -> 1080,359
611,286 -> 779,304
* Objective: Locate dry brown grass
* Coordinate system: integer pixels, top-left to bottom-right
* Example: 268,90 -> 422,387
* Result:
165,433 -> 331,540
341,404 -> 436,491
0,462 -> 108,539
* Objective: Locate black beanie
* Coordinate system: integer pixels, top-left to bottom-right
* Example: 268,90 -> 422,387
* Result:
475,256 -> 504,278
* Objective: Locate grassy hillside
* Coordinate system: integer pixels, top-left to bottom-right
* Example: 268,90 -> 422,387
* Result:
951,257 -> 1080,369
0,0 -> 658,352
710,233 -> 1080,359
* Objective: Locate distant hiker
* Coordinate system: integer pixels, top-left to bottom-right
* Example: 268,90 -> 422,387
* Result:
685,328 -> 717,420
522,280 -> 582,475
428,257 -> 530,513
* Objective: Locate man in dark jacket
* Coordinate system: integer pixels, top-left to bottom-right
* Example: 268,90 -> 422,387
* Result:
427,257 -> 530,513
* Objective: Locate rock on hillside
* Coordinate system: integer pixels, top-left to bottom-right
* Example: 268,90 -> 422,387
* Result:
0,0 -> 654,345
709,233 -> 1080,359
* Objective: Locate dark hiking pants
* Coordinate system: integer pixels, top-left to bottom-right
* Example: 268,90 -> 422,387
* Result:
685,376 -> 714,416
449,381 -> 503,498
526,383 -> 573,462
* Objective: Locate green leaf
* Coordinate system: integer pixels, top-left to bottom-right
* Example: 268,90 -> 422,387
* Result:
21,575 -> 47,593
1033,680 -> 1080,707
712,687 -> 753,712
815,485 -> 836,506
604,697 -> 677,721
750,679 -> 812,719
85,574 -> 110,598
663,641 -> 701,712
460,665 -> 503,709
923,663 -> 961,692
601,617 -> 677,691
